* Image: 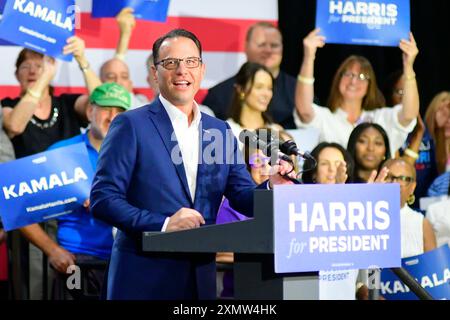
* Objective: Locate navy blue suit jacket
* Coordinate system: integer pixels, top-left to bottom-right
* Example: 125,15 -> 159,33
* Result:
90,98 -> 260,300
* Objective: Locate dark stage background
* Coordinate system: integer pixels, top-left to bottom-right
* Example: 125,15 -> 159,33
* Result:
278,0 -> 450,115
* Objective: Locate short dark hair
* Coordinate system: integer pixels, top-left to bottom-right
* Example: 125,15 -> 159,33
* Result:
347,122 -> 391,182
246,21 -> 280,43
152,29 -> 202,65
302,142 -> 355,184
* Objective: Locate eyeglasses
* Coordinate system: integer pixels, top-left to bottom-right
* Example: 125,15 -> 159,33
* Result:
18,63 -> 43,72
248,154 -> 271,169
386,174 -> 415,186
341,71 -> 370,82
155,57 -> 202,70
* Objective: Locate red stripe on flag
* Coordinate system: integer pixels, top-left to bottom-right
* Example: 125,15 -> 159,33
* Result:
0,86 -> 209,105
77,13 -> 276,52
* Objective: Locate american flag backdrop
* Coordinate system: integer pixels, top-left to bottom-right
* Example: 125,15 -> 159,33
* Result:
0,0 -> 278,102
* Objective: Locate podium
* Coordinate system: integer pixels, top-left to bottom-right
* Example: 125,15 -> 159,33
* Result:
142,190 -> 319,300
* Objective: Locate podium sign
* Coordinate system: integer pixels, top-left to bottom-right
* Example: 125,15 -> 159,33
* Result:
273,184 -> 402,273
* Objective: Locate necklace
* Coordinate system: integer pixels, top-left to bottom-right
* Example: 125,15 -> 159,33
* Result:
30,107 -> 59,129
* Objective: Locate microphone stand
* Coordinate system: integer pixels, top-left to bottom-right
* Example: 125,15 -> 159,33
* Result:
366,267 -> 434,300
390,267 -> 434,300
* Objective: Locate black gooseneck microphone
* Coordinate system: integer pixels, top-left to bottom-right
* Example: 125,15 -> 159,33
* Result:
238,129 -> 300,184
279,140 -> 315,161
238,129 -> 291,163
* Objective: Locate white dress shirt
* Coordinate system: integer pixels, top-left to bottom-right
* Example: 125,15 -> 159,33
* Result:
293,103 -> 416,156
159,95 -> 202,231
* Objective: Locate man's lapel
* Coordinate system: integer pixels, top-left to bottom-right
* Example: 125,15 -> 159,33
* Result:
147,99 -> 193,205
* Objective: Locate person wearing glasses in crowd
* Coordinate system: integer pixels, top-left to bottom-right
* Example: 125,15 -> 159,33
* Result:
382,159 -> 437,257
203,21 -> 299,129
294,29 -> 420,156
90,29 -> 295,300
0,36 -> 100,300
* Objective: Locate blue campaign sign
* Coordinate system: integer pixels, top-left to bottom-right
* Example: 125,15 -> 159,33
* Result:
316,0 -> 410,47
0,0 -> 75,61
0,143 -> 94,231
273,184 -> 401,273
92,0 -> 170,22
381,245 -> 450,300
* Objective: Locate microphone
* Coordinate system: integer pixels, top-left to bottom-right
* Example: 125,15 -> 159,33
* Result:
238,129 -> 291,163
279,140 -> 315,161
239,129 -> 300,184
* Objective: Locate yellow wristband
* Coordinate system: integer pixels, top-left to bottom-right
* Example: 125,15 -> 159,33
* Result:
26,88 -> 41,100
404,148 -> 419,160
297,75 -> 315,85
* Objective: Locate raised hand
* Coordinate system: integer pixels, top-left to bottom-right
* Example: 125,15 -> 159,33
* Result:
367,166 -> 389,184
335,161 -> 348,184
63,36 -> 86,63
303,28 -> 326,60
36,55 -> 57,89
117,7 -> 136,33
400,32 -> 419,71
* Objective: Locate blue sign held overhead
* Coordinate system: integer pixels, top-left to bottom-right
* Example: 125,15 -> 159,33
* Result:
0,0 -> 75,61
381,245 -> 450,300
273,183 -> 402,273
92,0 -> 170,22
0,143 -> 95,231
316,0 -> 410,47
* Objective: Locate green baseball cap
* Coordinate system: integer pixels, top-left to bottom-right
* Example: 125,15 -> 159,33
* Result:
90,82 -> 131,111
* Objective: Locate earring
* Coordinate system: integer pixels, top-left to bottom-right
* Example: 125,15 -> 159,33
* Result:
407,194 -> 415,205
239,92 -> 245,101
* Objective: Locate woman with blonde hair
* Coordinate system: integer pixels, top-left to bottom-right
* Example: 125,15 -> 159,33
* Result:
425,91 -> 450,174
294,29 -> 419,156
425,91 -> 450,197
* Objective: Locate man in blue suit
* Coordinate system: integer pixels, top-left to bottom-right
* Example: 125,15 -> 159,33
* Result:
90,29 -> 293,300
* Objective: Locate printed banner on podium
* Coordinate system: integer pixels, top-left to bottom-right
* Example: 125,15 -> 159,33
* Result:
273,183 -> 402,273
380,245 -> 450,300
92,0 -> 170,22
0,143 -> 95,231
315,0 -> 410,47
0,0 -> 75,61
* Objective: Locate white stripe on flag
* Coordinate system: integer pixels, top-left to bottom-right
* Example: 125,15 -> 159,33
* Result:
0,46 -> 245,89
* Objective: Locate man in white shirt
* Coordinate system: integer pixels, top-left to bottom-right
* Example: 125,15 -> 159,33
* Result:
90,28 -> 293,300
